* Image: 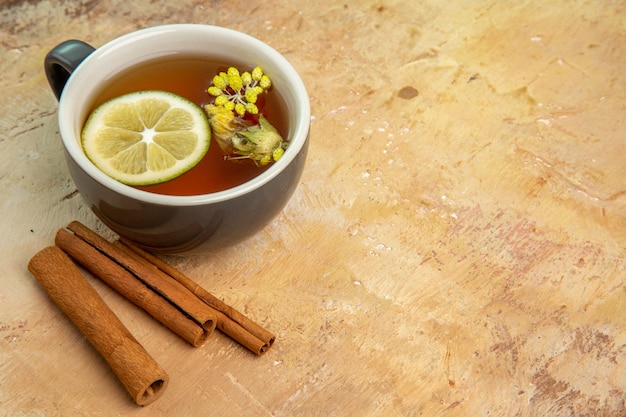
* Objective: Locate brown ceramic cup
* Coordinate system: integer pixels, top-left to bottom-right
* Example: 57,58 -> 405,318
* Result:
45,24 -> 309,253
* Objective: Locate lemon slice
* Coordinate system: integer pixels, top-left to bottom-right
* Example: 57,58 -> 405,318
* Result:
82,90 -> 210,186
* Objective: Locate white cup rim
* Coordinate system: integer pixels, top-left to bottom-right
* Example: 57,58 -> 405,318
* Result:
58,24 -> 310,206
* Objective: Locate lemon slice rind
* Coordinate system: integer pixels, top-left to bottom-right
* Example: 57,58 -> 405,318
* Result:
82,90 -> 210,186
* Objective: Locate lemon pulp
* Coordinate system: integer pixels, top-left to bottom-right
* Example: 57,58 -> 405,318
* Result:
81,90 -> 211,186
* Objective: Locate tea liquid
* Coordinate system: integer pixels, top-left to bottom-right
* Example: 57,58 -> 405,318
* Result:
89,57 -> 288,196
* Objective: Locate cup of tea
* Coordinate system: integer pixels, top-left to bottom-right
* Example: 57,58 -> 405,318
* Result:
45,24 -> 309,253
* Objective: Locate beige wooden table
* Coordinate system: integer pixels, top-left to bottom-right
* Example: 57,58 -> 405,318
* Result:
1,1 -> 625,415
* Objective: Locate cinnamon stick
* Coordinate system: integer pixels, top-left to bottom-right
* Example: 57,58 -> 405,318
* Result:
28,246 -> 168,406
65,221 -> 217,332
55,228 -> 211,347
117,238 -> 276,355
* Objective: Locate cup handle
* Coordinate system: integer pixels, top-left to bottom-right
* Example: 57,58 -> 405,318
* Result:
44,40 -> 95,100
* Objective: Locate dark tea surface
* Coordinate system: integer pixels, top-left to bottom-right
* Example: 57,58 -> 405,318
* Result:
90,57 -> 287,196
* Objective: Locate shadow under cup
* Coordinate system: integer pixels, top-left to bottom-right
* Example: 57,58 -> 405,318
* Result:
50,25 -> 310,253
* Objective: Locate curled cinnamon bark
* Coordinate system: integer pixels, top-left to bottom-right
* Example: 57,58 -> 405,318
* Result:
57,221 -> 274,355
116,238 -> 276,355
28,246 -> 168,406
65,221 -> 217,333
55,228 -> 211,347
